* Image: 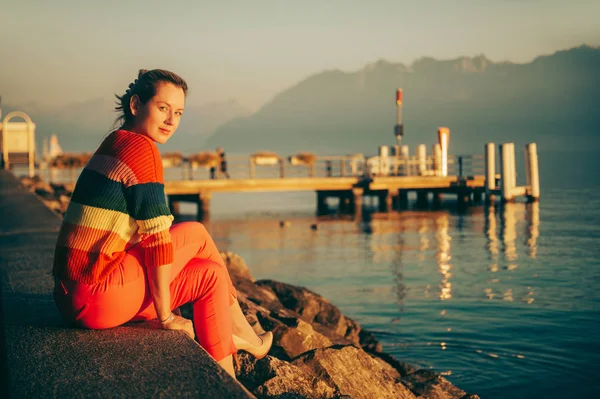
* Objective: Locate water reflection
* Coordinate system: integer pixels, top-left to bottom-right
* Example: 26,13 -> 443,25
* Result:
435,213 -> 453,301
484,205 -> 500,273
501,203 -> 519,269
484,203 -> 540,266
483,202 -> 541,303
363,211 -> 455,304
525,203 -> 540,259
200,200 -> 540,310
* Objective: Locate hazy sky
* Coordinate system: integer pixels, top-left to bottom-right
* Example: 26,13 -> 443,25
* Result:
1,0 -> 598,111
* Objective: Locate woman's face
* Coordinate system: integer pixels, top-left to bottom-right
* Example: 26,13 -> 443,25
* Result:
130,82 -> 185,144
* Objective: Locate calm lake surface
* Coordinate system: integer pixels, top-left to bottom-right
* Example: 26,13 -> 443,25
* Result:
179,150 -> 600,399
27,149 -> 600,398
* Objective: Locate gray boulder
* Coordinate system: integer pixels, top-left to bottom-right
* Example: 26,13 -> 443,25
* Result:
237,354 -> 337,399
292,345 -> 416,399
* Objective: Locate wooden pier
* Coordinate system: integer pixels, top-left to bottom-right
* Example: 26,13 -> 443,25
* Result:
164,150 -> 490,221
165,175 -> 486,220
40,142 -> 539,221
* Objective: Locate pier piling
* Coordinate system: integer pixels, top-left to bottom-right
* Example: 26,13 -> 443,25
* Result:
398,189 -> 409,210
417,144 -> 427,176
432,191 -> 444,209
378,191 -> 393,212
457,188 -> 471,209
433,144 -> 442,176
416,190 -> 429,208
401,145 -> 410,176
525,143 -> 540,202
500,143 -> 516,203
196,193 -> 212,221
316,191 -> 329,215
437,127 -> 450,176
485,143 -> 496,203
352,188 -> 364,221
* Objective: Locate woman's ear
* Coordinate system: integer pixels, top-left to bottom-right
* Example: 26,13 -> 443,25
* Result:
129,94 -> 140,116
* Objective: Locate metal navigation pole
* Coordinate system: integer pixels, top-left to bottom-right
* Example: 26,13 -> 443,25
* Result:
394,89 -> 404,147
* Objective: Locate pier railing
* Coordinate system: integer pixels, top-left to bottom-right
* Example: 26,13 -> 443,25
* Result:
32,153 -> 486,185
178,154 -> 486,181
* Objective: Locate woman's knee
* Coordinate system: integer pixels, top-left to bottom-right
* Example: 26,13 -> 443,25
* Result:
186,259 -> 228,290
203,259 -> 228,281
172,221 -> 211,243
175,221 -> 208,236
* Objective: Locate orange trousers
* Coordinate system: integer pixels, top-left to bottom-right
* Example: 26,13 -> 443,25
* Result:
54,222 -> 237,361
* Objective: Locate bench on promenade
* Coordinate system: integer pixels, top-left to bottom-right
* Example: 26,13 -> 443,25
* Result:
0,170 -> 252,398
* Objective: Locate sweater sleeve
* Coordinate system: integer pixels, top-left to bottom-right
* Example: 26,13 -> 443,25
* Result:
122,137 -> 174,268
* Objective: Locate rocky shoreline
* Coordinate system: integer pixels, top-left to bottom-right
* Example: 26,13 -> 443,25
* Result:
19,175 -> 479,399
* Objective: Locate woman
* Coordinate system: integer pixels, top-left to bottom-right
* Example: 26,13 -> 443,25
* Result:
52,69 -> 272,379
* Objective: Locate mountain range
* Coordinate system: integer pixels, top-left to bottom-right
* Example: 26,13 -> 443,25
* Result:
2,45 -> 598,157
204,45 -> 600,155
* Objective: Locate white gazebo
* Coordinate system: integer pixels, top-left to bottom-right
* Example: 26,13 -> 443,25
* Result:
1,110 -> 37,177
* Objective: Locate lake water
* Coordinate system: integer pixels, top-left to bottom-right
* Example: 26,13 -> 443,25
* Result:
20,150 -> 600,398
177,150 -> 600,399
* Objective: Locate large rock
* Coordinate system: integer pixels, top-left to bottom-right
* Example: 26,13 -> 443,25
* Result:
236,354 -> 337,399
370,351 -> 416,378
292,345 -> 416,399
256,280 -> 382,352
400,370 -> 479,399
256,308 -> 333,360
256,280 -> 347,337
236,279 -> 284,312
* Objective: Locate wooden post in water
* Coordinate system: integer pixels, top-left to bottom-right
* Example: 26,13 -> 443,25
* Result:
473,189 -> 483,204
393,145 -> 400,176
525,143 -> 540,202
279,158 -> 285,178
417,144 -> 427,176
500,143 -> 516,202
437,127 -> 450,176
379,145 -> 389,176
316,191 -> 329,215
457,188 -> 471,210
401,145 -> 409,176
338,192 -> 351,214
485,142 -> 496,203
508,143 -> 517,193
416,190 -> 429,208
196,193 -> 212,221
352,188 -> 363,221
433,144 -> 442,176
249,159 -> 255,179
377,191 -> 392,213
390,190 -> 399,210
432,191 -> 444,209
398,189 -> 409,209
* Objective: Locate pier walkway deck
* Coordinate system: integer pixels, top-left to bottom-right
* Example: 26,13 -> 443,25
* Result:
163,174 -> 486,220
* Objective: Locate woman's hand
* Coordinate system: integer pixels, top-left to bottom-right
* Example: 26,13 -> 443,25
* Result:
161,314 -> 195,340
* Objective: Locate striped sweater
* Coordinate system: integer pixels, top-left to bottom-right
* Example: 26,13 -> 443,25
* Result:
52,129 -> 174,284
